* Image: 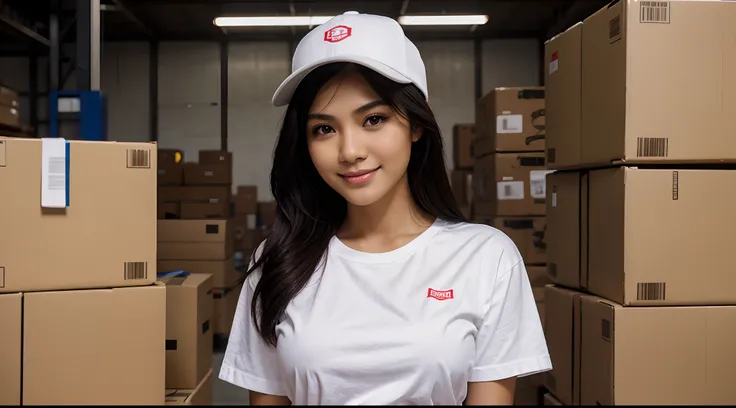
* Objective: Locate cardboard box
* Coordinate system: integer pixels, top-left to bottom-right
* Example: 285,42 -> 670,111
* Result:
0,138 -> 156,293
582,0 -> 736,166
0,105 -> 20,128
165,369 -> 213,405
543,393 -> 563,406
0,86 -> 19,108
544,285 -> 582,406
158,220 -> 234,261
474,87 -> 546,156
183,163 -> 232,186
198,150 -> 232,166
212,277 -> 244,334
235,185 -> 258,215
514,374 -> 544,406
181,202 -> 230,219
160,273 -> 213,389
158,257 -> 241,288
546,170 -> 587,290
158,149 -> 183,167
545,22 -> 582,170
580,295 -> 736,405
472,152 -> 551,216
235,227 -> 263,254
452,124 -> 475,169
159,202 -> 181,219
450,169 -> 472,207
258,201 -> 277,228
159,186 -> 231,204
158,163 -> 184,186
493,217 -> 547,265
589,167 -> 736,306
0,285 -> 166,405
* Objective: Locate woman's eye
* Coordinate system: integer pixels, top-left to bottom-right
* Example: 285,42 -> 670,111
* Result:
314,125 -> 334,135
365,115 -> 386,127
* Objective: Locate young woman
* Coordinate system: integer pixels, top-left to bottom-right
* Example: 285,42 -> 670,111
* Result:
219,11 -> 551,406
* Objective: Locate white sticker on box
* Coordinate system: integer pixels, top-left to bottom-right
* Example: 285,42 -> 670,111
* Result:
549,58 -> 559,75
41,138 -> 67,208
530,170 -> 556,199
496,114 -> 523,134
552,192 -> 557,208
497,181 -> 524,201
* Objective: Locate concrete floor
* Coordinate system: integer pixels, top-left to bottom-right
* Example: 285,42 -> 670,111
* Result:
212,352 -> 251,405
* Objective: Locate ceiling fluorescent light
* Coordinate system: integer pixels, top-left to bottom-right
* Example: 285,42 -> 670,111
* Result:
398,15 -> 489,26
214,16 -> 334,27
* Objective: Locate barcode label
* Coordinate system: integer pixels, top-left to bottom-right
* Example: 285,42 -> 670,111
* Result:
496,114 -> 523,134
124,262 -> 147,280
637,282 -> 666,301
640,1 -> 670,23
41,138 -> 68,208
637,137 -> 669,157
672,171 -> 679,200
529,170 -> 555,200
497,181 -> 524,201
609,15 -> 622,42
127,149 -> 151,168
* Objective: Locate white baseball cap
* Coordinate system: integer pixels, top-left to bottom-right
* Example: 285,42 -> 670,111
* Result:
271,11 -> 429,107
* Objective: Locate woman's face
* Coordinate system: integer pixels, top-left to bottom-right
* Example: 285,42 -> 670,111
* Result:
306,70 -> 420,207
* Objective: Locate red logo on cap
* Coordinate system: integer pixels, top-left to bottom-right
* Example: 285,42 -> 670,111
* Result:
324,25 -> 352,43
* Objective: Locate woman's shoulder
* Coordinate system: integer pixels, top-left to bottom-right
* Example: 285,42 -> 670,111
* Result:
436,219 -> 523,267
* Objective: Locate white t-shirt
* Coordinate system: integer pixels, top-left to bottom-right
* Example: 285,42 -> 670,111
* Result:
219,218 -> 551,405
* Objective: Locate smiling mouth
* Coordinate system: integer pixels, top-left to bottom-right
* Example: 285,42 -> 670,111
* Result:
339,167 -> 380,184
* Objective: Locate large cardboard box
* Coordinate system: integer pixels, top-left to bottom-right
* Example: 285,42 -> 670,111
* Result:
452,124 -> 475,169
0,285 -> 166,405
181,202 -> 230,219
160,273 -> 213,389
198,150 -> 232,166
544,22 -> 582,170
579,295 -> 736,405
158,219 -> 234,261
165,369 -> 213,405
582,0 -> 736,166
588,167 -> 736,306
544,285 -> 581,406
158,257 -> 240,294
158,202 -> 181,219
494,217 -> 546,265
0,105 -> 20,128
545,170 -> 587,290
158,163 -> 184,186
213,277 -> 245,335
158,186 -> 231,204
474,87 -> 546,156
473,152 -> 551,216
0,138 -> 156,293
0,86 -> 19,108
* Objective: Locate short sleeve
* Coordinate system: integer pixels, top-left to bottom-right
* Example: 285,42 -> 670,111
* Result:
469,240 -> 552,382
218,242 -> 287,396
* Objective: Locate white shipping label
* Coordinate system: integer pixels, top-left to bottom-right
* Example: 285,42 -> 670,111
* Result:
530,170 -> 556,199
496,114 -> 523,134
497,181 -> 525,201
41,138 -> 67,208
552,192 -> 557,208
549,58 -> 559,75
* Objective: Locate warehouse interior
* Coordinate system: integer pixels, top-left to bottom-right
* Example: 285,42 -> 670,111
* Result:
2,0 -> 736,406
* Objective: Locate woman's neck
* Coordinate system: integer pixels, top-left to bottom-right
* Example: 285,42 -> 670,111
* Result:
338,175 -> 435,243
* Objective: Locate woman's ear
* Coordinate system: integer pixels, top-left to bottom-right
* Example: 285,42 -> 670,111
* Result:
411,125 -> 423,143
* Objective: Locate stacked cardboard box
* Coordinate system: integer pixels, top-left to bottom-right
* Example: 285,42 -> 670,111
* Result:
0,137 -> 165,405
470,87 -> 552,404
232,185 -> 263,267
450,124 -> 474,219
0,86 -> 20,129
159,272 -> 214,405
544,1 -> 736,405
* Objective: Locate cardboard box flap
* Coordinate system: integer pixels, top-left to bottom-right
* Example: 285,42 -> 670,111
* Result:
160,272 -> 213,289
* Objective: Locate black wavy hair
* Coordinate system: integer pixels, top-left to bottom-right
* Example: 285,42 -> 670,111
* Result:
249,62 -> 468,346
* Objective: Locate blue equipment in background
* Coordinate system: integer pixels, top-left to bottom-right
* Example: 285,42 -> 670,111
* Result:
49,90 -> 107,141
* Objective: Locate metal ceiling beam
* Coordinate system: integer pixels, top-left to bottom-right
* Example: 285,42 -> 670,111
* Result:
0,14 -> 51,47
110,0 -> 157,39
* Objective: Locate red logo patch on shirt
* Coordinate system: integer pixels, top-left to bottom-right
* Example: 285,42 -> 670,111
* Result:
427,288 -> 454,301
324,25 -> 352,43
